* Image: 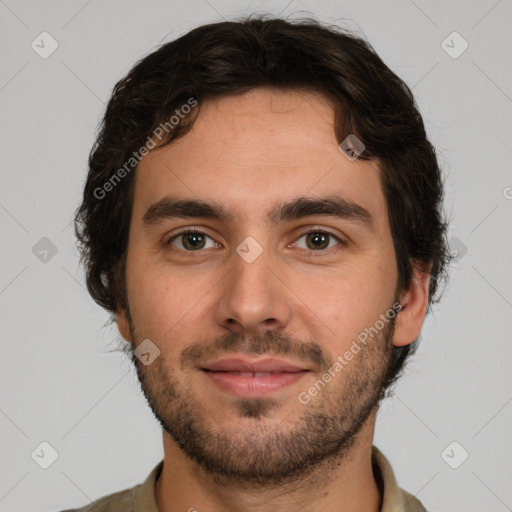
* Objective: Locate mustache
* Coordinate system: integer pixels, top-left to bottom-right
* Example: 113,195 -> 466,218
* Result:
180,330 -> 332,372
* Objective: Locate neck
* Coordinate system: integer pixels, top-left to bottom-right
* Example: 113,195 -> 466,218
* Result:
155,411 -> 382,512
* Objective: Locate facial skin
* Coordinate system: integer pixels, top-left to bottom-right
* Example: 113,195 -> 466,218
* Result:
115,88 -> 430,512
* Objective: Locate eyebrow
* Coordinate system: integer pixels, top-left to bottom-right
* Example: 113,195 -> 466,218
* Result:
142,194 -> 375,231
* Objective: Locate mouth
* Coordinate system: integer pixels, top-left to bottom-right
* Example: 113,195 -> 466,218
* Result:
200,356 -> 311,397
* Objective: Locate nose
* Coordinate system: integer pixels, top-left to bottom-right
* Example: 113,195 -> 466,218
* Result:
213,243 -> 292,337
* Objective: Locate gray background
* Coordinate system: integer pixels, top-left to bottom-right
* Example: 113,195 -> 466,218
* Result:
1,0 -> 511,510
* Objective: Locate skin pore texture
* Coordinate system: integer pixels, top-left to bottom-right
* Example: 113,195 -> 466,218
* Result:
115,88 -> 431,512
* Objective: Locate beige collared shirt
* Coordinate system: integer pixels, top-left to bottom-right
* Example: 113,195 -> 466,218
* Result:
61,446 -> 427,511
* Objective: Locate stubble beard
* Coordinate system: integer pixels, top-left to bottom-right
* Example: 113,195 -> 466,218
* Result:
127,314 -> 395,488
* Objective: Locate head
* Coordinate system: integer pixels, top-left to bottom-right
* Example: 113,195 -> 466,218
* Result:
75,16 -> 451,485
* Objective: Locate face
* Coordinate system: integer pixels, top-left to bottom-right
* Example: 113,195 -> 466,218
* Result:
116,88 -> 427,486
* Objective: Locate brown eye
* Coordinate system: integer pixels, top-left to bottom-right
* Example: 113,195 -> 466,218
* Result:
181,232 -> 206,250
294,230 -> 343,253
166,230 -> 216,252
305,232 -> 330,250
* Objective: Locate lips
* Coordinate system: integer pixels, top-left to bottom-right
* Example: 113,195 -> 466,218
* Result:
200,357 -> 311,397
201,357 -> 308,373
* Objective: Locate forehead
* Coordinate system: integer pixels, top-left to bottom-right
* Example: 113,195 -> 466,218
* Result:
133,88 -> 386,225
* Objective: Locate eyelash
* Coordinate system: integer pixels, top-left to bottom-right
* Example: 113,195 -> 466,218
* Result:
164,228 -> 345,258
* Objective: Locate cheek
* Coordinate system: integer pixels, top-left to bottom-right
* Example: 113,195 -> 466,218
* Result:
125,258 -> 177,335
293,262 -> 393,347
127,258 -> 212,348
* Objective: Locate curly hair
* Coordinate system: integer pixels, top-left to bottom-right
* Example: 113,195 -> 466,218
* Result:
74,15 -> 451,394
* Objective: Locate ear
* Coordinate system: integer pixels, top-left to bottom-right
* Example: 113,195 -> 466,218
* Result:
110,264 -> 132,343
115,304 -> 132,343
393,261 -> 432,348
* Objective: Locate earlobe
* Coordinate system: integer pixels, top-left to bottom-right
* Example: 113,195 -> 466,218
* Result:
115,306 -> 132,342
393,262 -> 432,348
110,263 -> 132,342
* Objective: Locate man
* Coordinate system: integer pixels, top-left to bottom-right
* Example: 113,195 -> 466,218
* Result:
65,15 -> 450,512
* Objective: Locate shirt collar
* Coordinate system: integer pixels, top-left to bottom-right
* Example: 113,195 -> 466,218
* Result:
135,445 -> 425,511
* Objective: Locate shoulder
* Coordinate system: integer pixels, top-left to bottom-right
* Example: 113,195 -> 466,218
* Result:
400,488 -> 428,512
59,459 -> 163,512
60,483 -> 141,512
